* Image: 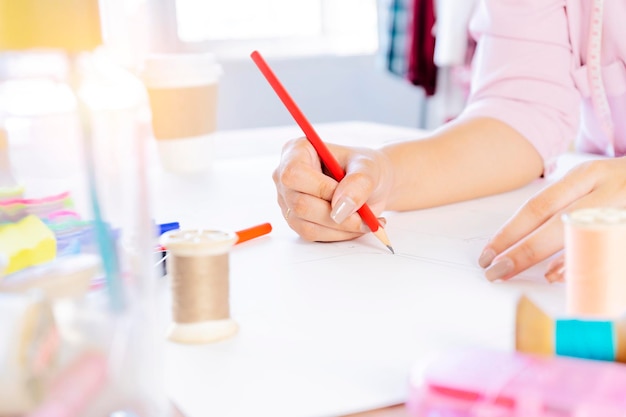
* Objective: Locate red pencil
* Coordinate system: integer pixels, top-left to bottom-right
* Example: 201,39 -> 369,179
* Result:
235,222 -> 272,245
250,50 -> 394,254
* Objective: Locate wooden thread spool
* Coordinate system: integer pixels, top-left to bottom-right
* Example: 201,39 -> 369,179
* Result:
0,292 -> 59,415
563,208 -> 626,317
160,229 -> 238,344
516,295 -> 626,363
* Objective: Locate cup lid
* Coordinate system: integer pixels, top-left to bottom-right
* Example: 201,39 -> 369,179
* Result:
141,52 -> 223,88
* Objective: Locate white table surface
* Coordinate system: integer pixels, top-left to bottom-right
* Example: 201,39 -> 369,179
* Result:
148,121 -> 591,417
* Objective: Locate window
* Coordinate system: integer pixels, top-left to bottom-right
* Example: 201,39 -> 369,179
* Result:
174,0 -> 379,58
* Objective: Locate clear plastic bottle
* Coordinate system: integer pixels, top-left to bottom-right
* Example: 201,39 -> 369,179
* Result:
0,2 -> 173,415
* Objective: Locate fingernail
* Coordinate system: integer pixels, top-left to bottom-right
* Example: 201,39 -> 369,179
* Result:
485,257 -> 514,282
545,265 -> 565,283
478,248 -> 496,268
545,270 -> 564,283
330,196 -> 357,224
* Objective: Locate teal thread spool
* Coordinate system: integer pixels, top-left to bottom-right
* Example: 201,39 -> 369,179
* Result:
555,319 -> 615,362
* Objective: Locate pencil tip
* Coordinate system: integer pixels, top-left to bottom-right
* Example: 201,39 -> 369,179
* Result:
372,226 -> 394,254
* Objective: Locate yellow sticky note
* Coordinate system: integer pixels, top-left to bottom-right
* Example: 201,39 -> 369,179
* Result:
0,215 -> 56,276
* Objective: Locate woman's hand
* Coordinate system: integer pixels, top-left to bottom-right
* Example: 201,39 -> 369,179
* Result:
479,157 -> 626,282
272,137 -> 395,242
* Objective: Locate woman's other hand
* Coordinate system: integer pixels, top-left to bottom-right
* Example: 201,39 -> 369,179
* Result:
479,158 -> 626,282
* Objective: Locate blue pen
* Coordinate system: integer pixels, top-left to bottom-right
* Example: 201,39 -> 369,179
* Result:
158,222 -> 180,236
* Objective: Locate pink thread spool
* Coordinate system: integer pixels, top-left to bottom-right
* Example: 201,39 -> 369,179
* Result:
563,208 -> 626,317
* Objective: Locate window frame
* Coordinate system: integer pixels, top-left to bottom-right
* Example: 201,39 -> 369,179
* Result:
166,0 -> 379,59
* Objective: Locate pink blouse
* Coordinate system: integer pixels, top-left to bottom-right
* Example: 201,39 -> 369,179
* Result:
460,0 -> 626,173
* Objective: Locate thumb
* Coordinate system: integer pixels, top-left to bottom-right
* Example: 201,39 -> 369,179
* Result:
329,160 -> 378,225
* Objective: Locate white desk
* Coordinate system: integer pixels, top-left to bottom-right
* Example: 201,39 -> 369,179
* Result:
151,122 -> 591,417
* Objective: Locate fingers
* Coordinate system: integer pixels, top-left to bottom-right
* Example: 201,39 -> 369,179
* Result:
274,139 -> 369,241
544,254 -> 565,283
274,138 -> 337,201
330,146 -> 392,222
482,161 -> 626,282
276,190 -> 371,241
274,138 -> 388,242
484,212 -> 566,281
479,163 -> 596,268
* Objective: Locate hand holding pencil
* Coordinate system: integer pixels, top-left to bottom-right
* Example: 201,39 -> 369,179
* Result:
251,51 -> 394,253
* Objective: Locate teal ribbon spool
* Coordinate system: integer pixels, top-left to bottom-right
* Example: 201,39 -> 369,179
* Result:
555,319 -> 615,362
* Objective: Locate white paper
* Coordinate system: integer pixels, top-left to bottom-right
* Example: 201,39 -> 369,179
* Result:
156,122 -> 600,417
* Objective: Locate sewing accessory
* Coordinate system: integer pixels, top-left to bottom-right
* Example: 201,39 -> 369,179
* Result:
160,229 -> 239,344
0,215 -> 57,277
515,294 -> 553,356
515,295 -> 626,363
587,0 -> 614,156
0,191 -> 74,223
0,292 -> 60,415
563,208 -> 626,317
0,254 -> 100,299
26,351 -> 107,417
407,347 -> 626,416
555,319 -> 615,361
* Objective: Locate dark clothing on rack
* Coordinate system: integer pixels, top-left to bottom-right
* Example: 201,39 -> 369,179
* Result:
407,0 -> 437,96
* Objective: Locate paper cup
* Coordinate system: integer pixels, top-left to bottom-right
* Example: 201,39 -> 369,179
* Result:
142,53 -> 222,174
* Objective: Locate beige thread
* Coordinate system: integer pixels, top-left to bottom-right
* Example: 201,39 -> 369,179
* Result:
169,253 -> 230,324
160,229 -> 239,344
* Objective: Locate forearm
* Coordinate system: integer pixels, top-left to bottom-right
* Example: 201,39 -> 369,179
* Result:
382,117 -> 544,211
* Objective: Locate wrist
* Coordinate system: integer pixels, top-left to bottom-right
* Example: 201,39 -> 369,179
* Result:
378,146 -> 399,210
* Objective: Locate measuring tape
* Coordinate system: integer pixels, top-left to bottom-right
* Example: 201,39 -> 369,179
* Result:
587,0 -> 615,156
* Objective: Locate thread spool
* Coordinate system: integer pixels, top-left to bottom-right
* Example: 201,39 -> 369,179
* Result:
555,319 -> 615,362
563,208 -> 626,317
160,229 -> 238,344
0,292 -> 59,415
516,295 -> 626,364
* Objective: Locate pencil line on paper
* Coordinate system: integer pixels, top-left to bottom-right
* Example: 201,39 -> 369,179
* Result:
292,251 -> 480,272
394,253 -> 481,272
292,251 -> 382,265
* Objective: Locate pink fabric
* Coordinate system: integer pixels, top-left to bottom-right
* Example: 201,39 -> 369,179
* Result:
459,0 -> 626,174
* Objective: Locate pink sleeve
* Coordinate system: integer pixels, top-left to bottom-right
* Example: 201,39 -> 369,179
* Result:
459,0 -> 581,173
